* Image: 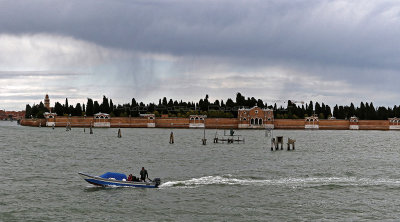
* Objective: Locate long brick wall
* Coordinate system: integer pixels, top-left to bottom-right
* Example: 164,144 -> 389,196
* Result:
155,118 -> 189,128
205,118 -> 238,129
358,120 -> 389,130
20,117 -> 399,130
20,119 -> 45,127
111,117 -> 148,128
274,119 -> 305,129
319,120 -> 349,130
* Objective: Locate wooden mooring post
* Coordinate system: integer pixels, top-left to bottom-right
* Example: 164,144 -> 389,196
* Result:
118,128 -> 122,138
202,128 -> 207,145
169,132 -> 174,144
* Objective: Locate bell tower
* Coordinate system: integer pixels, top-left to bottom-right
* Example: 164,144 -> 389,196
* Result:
44,94 -> 50,111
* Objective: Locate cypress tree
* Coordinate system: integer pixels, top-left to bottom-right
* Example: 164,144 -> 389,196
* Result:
54,102 -> 64,116
358,102 -> 365,120
75,103 -> 82,116
93,101 -> 100,114
100,96 -> 110,113
333,105 -> 339,118
86,98 -> 94,116
64,98 -> 69,114
235,93 -> 245,107
257,99 -> 264,108
25,104 -> 32,118
110,99 -> 114,113
315,102 -> 321,117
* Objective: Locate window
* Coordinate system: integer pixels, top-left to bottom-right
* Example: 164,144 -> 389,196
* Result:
255,110 -> 258,114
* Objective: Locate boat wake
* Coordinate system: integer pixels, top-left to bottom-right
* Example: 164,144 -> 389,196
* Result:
159,175 -> 400,189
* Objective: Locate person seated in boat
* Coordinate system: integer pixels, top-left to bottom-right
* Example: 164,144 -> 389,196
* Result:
127,174 -> 133,181
140,167 -> 149,182
132,175 -> 139,182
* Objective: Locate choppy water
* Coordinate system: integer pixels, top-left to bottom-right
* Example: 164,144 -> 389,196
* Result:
1,121 -> 400,221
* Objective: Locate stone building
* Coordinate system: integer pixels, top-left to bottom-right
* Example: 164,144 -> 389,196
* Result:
44,112 -> 57,126
1,110 -> 25,120
389,117 -> 400,130
305,114 -> 319,129
0,110 -> 6,120
237,106 -> 274,129
140,114 -> 156,127
349,116 -> 359,130
94,113 -> 110,127
189,115 -> 206,128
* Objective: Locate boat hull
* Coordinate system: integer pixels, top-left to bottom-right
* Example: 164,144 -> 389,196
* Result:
78,172 -> 160,188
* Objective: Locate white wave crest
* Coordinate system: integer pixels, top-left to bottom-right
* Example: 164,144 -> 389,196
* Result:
159,175 -> 400,188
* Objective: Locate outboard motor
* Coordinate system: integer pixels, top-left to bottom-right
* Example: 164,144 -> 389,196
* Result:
154,178 -> 161,187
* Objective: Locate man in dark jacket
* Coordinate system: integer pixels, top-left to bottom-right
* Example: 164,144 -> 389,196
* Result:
140,167 -> 149,181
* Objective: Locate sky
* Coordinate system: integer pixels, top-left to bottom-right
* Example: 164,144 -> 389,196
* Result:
0,0 -> 400,111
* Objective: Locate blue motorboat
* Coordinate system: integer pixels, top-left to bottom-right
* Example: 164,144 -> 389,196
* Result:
78,172 -> 161,188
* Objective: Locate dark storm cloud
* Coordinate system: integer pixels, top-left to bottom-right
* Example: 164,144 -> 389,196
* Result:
1,0 -> 400,110
1,0 -> 399,71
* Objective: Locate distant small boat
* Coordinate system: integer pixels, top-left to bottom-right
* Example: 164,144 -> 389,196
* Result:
78,172 -> 161,188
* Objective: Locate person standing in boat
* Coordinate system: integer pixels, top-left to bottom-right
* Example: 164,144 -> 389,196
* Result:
140,167 -> 149,182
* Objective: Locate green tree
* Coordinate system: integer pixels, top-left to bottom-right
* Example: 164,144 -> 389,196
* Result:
25,104 -> 32,118
109,99 -> 114,113
100,96 -> 110,113
54,102 -> 64,116
74,103 -> 83,116
93,101 -> 100,114
86,98 -> 94,116
257,99 -> 264,108
358,102 -> 365,120
235,92 -> 245,107
64,98 -> 69,114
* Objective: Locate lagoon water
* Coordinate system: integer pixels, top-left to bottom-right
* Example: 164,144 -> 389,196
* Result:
2,121 -> 400,221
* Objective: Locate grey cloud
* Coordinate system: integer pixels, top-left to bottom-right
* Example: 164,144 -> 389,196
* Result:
0,71 -> 84,79
1,0 -> 399,70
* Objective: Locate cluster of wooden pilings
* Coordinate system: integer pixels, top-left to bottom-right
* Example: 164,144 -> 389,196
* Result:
213,136 -> 245,144
271,136 -> 295,151
213,129 -> 245,144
